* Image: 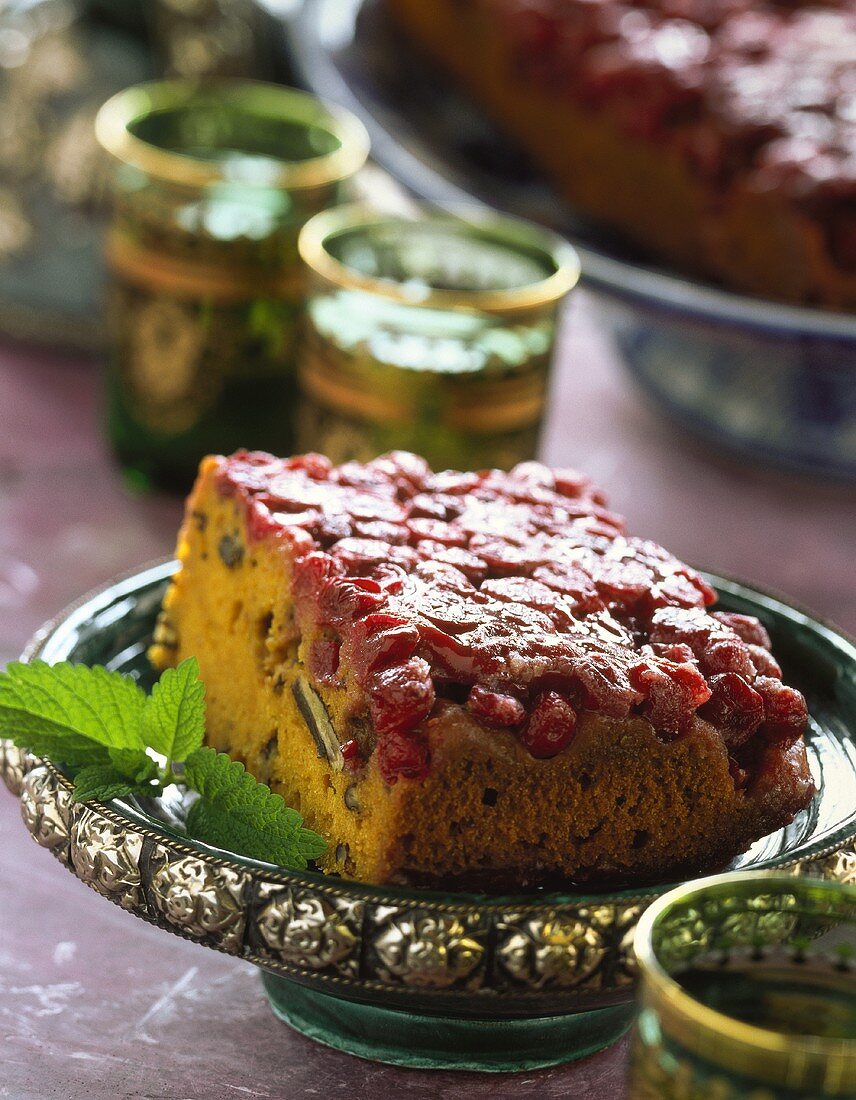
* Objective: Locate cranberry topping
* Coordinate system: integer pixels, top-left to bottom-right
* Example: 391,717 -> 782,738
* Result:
340,738 -> 360,771
746,644 -> 782,679
712,611 -> 772,649
468,685 -> 526,728
630,659 -> 711,736
317,577 -> 386,628
347,614 -> 420,679
368,657 -> 436,738
377,730 -> 430,784
520,692 -> 578,758
495,0 -> 856,221
308,636 -> 340,684
698,672 -> 764,748
754,676 -> 809,747
217,450 -> 808,782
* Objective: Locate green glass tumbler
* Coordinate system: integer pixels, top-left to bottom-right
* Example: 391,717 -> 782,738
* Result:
295,205 -> 579,471
630,872 -> 856,1099
95,79 -> 369,492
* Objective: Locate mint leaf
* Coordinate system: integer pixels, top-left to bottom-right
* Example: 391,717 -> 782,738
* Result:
0,661 -> 146,752
0,709 -> 112,768
184,747 -> 326,869
108,747 -> 159,784
142,657 -> 205,763
74,749 -> 159,803
73,765 -> 147,803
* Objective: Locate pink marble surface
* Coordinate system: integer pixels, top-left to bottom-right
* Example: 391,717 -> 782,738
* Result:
1,293 -> 854,1097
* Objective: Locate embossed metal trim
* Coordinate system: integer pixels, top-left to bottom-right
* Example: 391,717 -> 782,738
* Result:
4,743 -> 855,1012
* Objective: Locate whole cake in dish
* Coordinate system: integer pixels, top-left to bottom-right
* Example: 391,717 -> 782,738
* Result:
151,450 -> 814,888
386,0 -> 856,310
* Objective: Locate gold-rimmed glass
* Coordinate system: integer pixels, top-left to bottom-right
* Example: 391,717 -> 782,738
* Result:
630,872 -> 856,1099
296,204 -> 580,470
95,79 -> 369,491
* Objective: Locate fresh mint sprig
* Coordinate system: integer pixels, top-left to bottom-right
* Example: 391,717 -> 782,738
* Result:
0,658 -> 325,870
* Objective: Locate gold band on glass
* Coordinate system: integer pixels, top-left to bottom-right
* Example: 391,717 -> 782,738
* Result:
95,80 -> 370,191
106,230 -> 304,303
298,205 -> 580,316
633,871 -> 856,1096
299,335 -> 546,433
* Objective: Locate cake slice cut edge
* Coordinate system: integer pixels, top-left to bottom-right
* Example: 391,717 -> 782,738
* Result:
150,450 -> 815,889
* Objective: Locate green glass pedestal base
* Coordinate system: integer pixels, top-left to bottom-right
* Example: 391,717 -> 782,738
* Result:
261,973 -> 634,1072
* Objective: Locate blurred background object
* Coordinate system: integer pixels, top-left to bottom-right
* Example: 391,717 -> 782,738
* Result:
0,0 -> 283,351
0,0 -> 152,347
1,0 -> 854,480
296,205 -> 578,470
288,0 -> 856,482
96,78 -> 368,490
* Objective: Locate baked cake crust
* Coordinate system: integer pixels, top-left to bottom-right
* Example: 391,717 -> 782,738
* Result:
386,0 -> 856,309
152,450 -> 814,887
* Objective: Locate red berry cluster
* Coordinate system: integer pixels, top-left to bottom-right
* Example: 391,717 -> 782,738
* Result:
218,451 -> 808,784
499,0 -> 854,213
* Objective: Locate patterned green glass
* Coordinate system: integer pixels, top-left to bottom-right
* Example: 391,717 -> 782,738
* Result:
295,206 -> 579,470
95,80 -> 369,491
630,873 -> 856,1098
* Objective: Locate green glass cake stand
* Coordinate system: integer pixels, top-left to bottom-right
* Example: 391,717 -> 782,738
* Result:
2,560 -> 855,1071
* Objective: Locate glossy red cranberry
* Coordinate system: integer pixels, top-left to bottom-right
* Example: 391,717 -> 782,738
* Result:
594,560 -> 652,604
368,450 -> 430,493
630,660 -> 711,735
728,755 -> 751,790
293,551 -> 343,603
699,637 -> 756,679
377,730 -> 430,784
648,571 -> 711,610
572,655 -> 644,718
408,493 -> 449,521
407,517 -> 468,547
698,673 -> 764,748
426,471 -> 481,495
520,692 -> 577,758
317,577 -> 385,628
348,614 -> 420,678
332,537 -> 395,575
746,644 -> 782,678
418,589 -> 485,634
340,738 -> 360,772
417,623 -> 481,680
712,612 -> 772,649
353,520 -> 408,545
431,548 -> 489,585
368,657 -> 436,737
308,636 -> 340,684
468,686 -> 526,728
314,514 -> 353,545
552,469 -> 588,498
532,564 -> 603,612
468,536 -> 540,574
246,499 -> 279,542
648,642 -> 696,664
754,676 -> 808,747
284,453 -> 332,479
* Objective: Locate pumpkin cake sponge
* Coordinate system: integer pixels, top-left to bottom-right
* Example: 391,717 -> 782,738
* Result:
151,450 -> 814,887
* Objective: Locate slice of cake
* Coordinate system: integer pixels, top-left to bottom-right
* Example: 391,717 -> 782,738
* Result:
151,450 -> 814,888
